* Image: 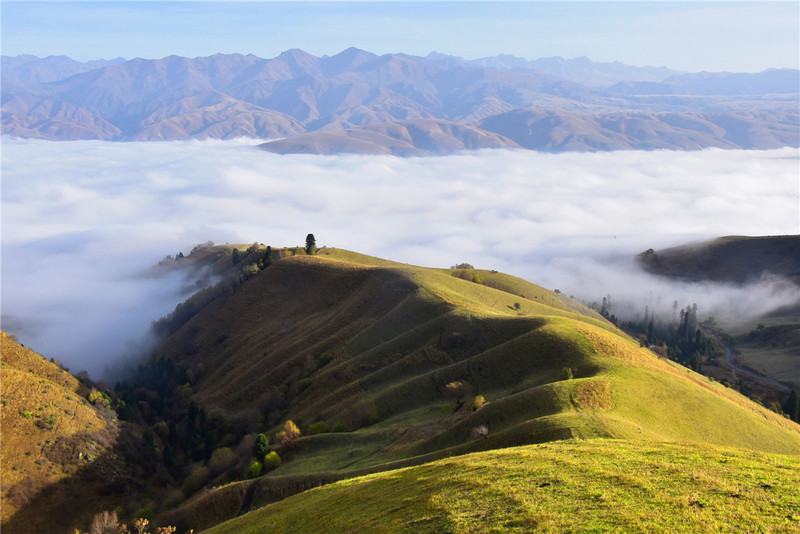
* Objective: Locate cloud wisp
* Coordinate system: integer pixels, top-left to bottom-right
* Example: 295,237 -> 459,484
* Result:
2,139 -> 798,375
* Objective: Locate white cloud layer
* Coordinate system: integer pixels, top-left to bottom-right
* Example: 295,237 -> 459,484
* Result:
2,139 -> 798,376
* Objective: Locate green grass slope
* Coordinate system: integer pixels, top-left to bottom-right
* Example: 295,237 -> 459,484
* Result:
206,439 -> 800,534
151,246 -> 800,531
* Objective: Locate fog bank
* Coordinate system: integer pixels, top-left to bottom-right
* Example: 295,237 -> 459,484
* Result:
2,139 -> 798,376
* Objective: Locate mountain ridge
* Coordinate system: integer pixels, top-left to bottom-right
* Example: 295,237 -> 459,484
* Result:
3,49 -> 797,154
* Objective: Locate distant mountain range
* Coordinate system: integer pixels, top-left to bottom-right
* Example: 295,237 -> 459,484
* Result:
2,49 -> 798,155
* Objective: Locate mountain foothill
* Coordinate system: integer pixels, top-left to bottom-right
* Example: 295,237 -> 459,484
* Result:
2,48 -> 798,154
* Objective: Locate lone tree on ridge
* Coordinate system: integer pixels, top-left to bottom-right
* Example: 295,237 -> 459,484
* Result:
305,234 -> 317,255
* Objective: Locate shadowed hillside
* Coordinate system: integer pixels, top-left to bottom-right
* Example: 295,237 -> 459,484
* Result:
638,235 -> 800,285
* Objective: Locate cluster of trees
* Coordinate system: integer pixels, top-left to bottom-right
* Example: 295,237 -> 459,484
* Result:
245,431 -> 282,478
105,359 -> 311,523
80,511 -> 190,534
593,297 -> 717,372
114,358 -> 232,476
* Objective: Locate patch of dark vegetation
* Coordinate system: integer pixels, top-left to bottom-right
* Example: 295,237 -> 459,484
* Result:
591,297 -> 718,372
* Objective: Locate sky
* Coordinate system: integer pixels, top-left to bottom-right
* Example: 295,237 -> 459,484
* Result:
1,1 -> 798,72
2,141 -> 799,376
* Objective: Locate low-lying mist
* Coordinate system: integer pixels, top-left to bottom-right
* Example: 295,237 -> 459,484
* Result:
2,139 -> 798,377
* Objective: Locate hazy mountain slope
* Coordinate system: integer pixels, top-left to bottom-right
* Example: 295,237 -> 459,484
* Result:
479,109 -> 800,151
3,50 -> 797,151
638,235 -> 800,284
609,68 -> 800,96
1,54 -> 126,84
146,246 -> 800,531
425,51 -> 682,87
205,440 -> 800,534
1,93 -> 122,140
259,118 -> 522,155
0,333 -> 122,533
132,92 -> 305,140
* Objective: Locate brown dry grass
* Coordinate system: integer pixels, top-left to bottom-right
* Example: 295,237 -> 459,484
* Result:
574,379 -> 615,410
0,332 -> 118,529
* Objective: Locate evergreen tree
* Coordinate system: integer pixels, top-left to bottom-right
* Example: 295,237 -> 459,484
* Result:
260,246 -> 273,269
305,234 -> 317,255
232,248 -> 240,265
785,389 -> 800,423
253,433 -> 270,458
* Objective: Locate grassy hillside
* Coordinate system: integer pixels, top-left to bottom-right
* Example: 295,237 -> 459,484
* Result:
145,246 -> 800,532
0,332 -> 121,532
206,439 -> 800,534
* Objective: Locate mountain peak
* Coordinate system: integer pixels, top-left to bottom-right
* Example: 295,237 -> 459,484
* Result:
321,47 -> 379,74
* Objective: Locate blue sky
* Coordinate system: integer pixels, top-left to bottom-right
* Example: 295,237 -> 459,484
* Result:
1,2 -> 798,72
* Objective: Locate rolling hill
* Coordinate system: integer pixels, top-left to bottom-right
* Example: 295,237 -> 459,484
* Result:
130,245 -> 800,532
4,244 -> 800,532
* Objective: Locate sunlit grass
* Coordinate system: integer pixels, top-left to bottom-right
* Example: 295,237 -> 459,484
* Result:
207,439 -> 800,533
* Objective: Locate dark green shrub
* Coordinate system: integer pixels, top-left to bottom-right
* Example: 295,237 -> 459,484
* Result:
316,352 -> 334,368
308,421 -> 330,435
331,422 -> 348,432
562,367 -> 574,380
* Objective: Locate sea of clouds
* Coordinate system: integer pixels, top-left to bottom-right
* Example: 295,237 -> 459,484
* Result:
2,139 -> 798,376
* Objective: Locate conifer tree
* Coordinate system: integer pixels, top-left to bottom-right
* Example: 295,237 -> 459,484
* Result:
305,234 -> 316,255
253,433 -> 270,458
785,389 -> 800,423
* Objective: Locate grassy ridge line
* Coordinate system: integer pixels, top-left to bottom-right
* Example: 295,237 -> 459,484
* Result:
320,248 -> 607,324
205,439 -> 800,534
